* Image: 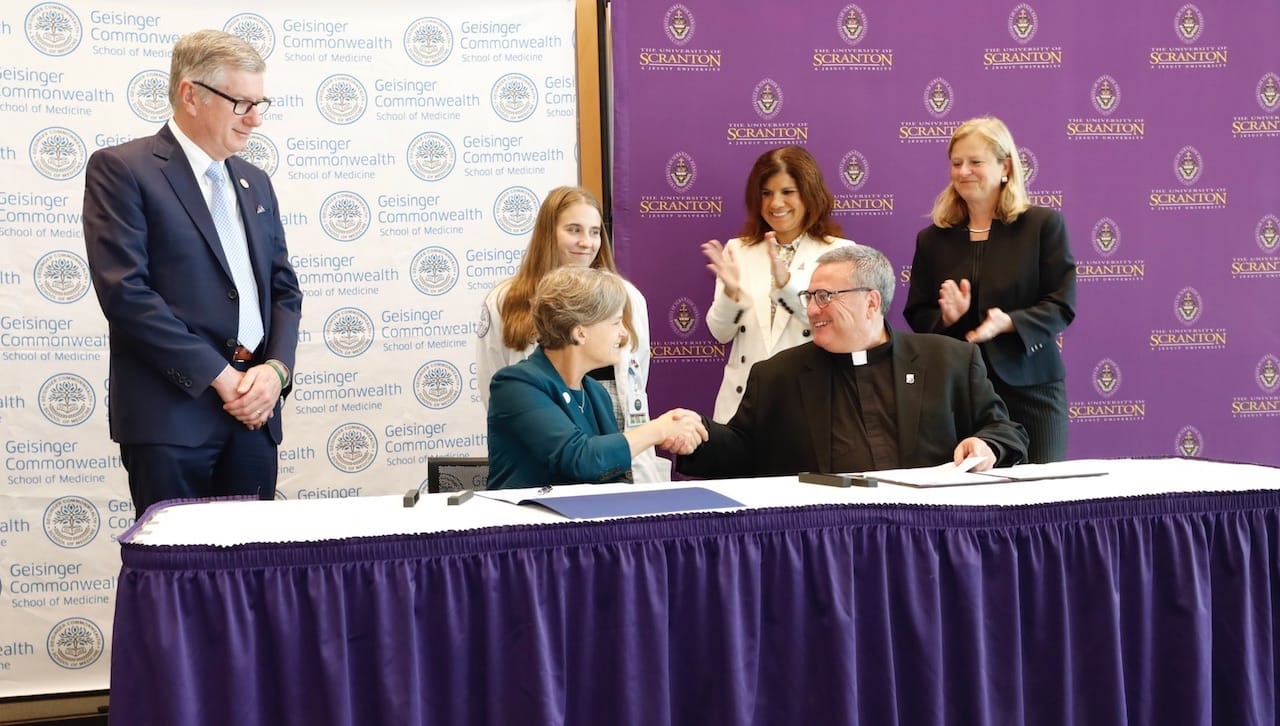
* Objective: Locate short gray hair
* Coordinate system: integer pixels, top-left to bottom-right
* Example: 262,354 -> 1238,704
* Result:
169,30 -> 265,108
815,245 -> 895,309
532,267 -> 630,350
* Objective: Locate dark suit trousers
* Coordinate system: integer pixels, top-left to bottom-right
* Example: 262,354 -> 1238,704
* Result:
120,416 -> 278,516
990,377 -> 1066,463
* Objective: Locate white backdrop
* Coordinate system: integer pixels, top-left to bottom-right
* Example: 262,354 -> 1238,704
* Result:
0,0 -> 578,697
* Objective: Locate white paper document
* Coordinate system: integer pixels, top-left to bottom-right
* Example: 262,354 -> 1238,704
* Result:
854,458 -> 1110,488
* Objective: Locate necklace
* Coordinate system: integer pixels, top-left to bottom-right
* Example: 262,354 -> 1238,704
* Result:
967,226 -> 991,233
571,388 -> 584,413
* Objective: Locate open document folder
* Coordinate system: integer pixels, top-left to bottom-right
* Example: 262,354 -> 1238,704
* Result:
475,485 -> 745,519
803,458 -> 1110,488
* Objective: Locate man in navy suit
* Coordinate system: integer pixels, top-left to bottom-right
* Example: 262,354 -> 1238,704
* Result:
83,29 -> 302,515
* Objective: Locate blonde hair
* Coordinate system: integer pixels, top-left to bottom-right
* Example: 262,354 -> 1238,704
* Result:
929,116 -> 1031,228
531,267 -> 632,351
499,186 -> 634,351
169,30 -> 265,108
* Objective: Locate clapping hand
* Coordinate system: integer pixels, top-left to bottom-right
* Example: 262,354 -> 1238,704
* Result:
937,278 -> 971,327
965,307 -> 1013,344
701,239 -> 742,301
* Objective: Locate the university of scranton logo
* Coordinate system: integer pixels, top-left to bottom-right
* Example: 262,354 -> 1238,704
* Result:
753,79 -> 783,119
127,70 -> 170,123
1257,354 -> 1280,394
1092,358 -> 1121,397
923,78 -> 953,118
404,17 -> 453,67
327,423 -> 378,474
1091,218 -> 1120,256
1091,75 -> 1120,115
1018,147 -> 1038,187
1258,73 -> 1280,113
839,149 -> 870,192
1175,146 -> 1203,185
664,5 -> 694,45
1175,287 -> 1203,325
414,361 -> 462,409
34,250 -> 91,304
665,152 -> 697,192
668,297 -> 699,337
237,133 -> 279,177
1258,215 -> 1279,252
224,13 -> 275,60
43,496 -> 100,549
1008,4 -> 1037,43
323,307 -> 375,358
837,4 -> 867,45
25,3 -> 82,57
1175,4 -> 1204,44
1176,426 -> 1203,457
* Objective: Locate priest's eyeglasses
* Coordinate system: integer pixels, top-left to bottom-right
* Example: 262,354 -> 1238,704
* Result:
799,287 -> 873,308
193,81 -> 272,115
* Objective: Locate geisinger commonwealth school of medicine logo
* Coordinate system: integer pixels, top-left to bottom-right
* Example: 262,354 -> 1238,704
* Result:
25,3 -> 82,57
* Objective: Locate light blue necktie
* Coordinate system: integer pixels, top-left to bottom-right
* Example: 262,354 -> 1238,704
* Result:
204,161 -> 263,352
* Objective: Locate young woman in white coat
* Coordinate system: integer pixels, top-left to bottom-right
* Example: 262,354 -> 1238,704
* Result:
701,146 -> 856,423
476,186 -> 670,482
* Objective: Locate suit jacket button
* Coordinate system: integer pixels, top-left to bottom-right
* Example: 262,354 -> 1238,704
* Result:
802,329 -> 811,337
736,386 -> 743,393
228,290 -> 238,300
226,338 -> 238,349
739,325 -> 746,333
741,356 -> 746,363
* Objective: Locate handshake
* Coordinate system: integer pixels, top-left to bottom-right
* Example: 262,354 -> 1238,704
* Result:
651,408 -> 708,457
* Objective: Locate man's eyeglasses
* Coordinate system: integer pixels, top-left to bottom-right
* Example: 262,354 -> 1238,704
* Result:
799,287 -> 873,308
192,81 -> 272,116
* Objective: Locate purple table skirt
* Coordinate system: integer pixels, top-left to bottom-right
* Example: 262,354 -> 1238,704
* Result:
111,491 -> 1280,725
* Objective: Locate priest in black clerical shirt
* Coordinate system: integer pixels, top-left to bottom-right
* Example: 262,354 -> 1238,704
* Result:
674,245 -> 1028,478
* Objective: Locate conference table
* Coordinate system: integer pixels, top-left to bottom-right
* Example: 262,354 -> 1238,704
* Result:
111,458 -> 1280,725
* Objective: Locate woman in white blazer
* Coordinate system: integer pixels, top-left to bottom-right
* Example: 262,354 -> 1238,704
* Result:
476,186 -> 670,482
702,146 -> 856,423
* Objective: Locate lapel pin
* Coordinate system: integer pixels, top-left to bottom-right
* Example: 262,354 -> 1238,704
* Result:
239,178 -> 249,189
905,374 -> 915,384
256,204 -> 265,213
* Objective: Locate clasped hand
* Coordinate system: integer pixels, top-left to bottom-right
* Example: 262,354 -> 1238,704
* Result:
654,408 -> 708,456
938,278 -> 1013,344
213,363 -> 283,430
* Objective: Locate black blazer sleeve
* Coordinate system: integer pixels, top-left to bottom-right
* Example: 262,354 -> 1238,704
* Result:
904,207 -> 1076,386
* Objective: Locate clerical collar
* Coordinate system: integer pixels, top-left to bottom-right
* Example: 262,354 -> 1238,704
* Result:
849,326 -> 894,366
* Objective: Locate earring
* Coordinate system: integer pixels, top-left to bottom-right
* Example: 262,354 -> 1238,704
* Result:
1001,175 -> 1009,183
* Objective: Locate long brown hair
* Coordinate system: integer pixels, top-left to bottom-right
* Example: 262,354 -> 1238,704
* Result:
737,146 -> 843,245
499,186 -> 636,352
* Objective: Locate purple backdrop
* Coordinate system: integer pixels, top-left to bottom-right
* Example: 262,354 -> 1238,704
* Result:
611,0 -> 1280,465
